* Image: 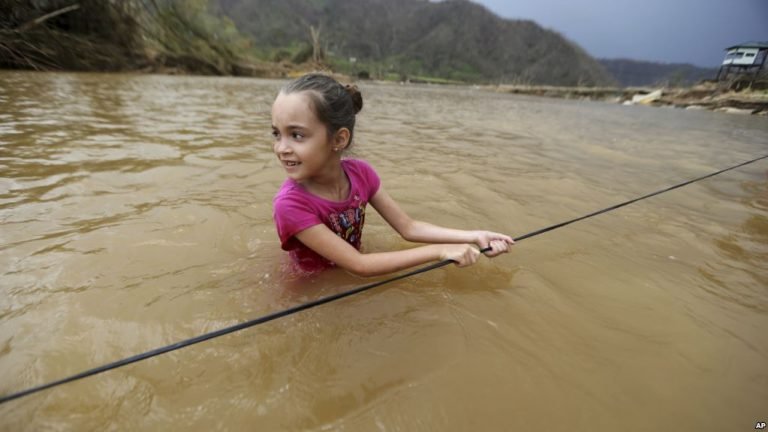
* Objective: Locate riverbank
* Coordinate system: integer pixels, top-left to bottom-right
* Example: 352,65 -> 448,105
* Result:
491,82 -> 768,116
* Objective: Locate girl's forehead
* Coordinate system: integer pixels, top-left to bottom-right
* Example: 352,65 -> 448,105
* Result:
272,92 -> 317,122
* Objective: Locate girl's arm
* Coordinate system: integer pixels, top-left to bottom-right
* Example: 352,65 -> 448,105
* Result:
369,187 -> 514,256
294,225 -> 480,277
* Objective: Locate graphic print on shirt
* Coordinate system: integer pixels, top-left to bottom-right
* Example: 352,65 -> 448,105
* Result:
328,203 -> 366,248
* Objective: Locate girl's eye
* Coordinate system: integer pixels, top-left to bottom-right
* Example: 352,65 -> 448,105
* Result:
271,130 -> 279,139
292,132 -> 304,139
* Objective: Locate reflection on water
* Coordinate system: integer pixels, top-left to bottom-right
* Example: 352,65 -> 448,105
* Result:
0,71 -> 767,431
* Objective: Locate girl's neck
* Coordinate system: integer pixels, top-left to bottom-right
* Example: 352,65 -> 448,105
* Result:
300,161 -> 350,202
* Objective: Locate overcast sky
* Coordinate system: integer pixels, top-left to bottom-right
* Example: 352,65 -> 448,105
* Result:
472,0 -> 768,67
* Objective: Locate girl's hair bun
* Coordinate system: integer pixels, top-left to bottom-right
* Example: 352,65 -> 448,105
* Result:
344,84 -> 363,114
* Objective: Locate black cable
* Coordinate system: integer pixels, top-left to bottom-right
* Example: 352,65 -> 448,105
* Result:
513,154 -> 768,241
1,154 -> 766,405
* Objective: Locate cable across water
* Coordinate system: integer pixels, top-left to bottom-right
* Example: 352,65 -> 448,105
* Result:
1,154 -> 766,405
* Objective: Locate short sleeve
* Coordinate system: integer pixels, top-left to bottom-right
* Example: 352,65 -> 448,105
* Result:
273,194 -> 323,250
351,159 -> 381,198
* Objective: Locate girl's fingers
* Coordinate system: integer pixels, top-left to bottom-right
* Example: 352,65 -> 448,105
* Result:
487,232 -> 514,246
468,246 -> 479,264
448,245 -> 480,267
483,239 -> 511,257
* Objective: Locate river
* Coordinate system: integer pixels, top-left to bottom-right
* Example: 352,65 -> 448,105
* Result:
0,71 -> 766,431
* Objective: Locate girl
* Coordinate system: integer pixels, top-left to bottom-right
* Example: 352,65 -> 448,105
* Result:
272,73 -> 514,277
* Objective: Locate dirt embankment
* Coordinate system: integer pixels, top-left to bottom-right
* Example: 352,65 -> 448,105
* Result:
493,82 -> 768,116
652,86 -> 768,115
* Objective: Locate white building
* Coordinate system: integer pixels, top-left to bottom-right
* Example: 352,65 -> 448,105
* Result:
716,41 -> 768,89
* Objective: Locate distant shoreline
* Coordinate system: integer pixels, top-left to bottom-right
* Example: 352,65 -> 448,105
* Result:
487,83 -> 768,116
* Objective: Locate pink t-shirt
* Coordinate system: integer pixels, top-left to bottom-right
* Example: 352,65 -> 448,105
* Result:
272,159 -> 381,272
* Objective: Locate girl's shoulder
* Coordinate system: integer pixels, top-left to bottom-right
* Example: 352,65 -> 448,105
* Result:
273,178 -> 302,203
342,158 -> 378,176
342,158 -> 381,195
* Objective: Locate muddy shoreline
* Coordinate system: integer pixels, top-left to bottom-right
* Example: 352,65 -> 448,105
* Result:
490,83 -> 768,116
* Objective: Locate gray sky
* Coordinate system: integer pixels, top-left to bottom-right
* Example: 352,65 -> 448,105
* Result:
473,0 -> 768,67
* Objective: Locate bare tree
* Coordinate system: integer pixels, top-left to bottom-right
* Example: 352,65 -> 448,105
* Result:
309,24 -> 323,64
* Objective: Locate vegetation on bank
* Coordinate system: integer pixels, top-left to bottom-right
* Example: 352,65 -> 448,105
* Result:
0,0 -> 282,76
1,0 -> 142,71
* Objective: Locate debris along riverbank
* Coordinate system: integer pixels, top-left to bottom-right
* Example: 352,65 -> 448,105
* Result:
492,82 -> 768,116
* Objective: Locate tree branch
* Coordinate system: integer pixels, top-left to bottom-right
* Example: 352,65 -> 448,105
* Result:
16,4 -> 81,32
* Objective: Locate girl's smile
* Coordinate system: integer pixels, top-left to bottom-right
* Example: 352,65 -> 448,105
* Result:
281,159 -> 300,170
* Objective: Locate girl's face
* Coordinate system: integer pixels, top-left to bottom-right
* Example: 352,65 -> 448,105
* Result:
271,91 -> 342,182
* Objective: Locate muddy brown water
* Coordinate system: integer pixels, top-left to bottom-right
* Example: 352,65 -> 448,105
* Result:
0,71 -> 766,431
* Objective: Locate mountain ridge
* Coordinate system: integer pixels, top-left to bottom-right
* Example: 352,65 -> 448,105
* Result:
215,0 -> 617,86
599,58 -> 718,87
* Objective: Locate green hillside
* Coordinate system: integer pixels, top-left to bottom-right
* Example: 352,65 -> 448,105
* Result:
215,0 -> 616,86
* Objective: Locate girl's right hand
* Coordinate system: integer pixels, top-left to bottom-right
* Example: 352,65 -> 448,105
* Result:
439,244 -> 481,267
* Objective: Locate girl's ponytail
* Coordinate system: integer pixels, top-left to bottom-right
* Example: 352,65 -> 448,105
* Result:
344,84 -> 363,114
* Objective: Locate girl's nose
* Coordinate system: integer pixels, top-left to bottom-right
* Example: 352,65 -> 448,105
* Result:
274,137 -> 292,154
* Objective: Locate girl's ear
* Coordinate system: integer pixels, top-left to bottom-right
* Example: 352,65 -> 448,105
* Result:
333,128 -> 351,151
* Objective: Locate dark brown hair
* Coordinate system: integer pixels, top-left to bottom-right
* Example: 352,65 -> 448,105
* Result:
281,73 -> 363,148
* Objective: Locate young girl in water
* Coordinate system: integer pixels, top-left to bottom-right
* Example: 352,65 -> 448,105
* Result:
272,73 -> 514,276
